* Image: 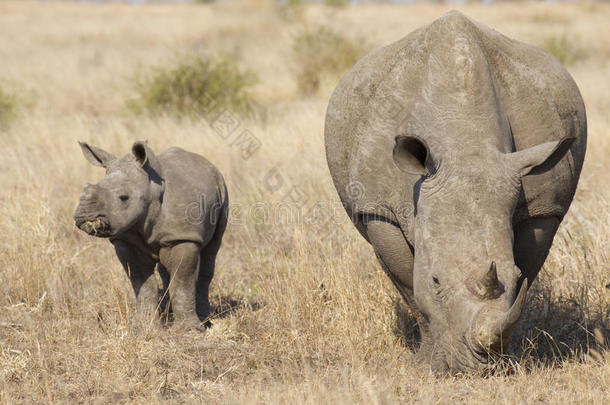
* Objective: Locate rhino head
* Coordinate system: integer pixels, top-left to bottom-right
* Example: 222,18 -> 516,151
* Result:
73,141 -> 163,238
393,134 -> 574,373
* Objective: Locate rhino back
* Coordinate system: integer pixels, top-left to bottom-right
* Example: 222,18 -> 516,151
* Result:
151,147 -> 227,247
324,11 -> 586,235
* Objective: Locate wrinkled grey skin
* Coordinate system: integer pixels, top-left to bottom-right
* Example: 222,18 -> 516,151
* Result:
73,141 -> 228,326
325,11 -> 586,373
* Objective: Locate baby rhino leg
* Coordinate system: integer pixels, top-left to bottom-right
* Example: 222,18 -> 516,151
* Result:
159,242 -> 201,326
196,204 -> 228,324
113,240 -> 159,321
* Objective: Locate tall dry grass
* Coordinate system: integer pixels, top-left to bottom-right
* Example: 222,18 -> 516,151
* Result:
0,1 -> 608,403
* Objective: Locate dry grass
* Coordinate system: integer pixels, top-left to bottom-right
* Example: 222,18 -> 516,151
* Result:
0,1 -> 609,403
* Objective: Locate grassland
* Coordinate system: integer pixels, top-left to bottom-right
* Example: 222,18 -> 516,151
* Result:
0,1 -> 608,403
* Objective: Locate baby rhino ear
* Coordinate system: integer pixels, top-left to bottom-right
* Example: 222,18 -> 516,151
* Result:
79,141 -> 116,168
131,140 -> 149,167
131,140 -> 163,179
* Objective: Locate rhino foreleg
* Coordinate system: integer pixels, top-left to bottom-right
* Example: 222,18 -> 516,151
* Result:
113,240 -> 159,321
363,217 -> 431,347
513,216 -> 560,286
159,242 -> 201,326
156,263 -> 171,320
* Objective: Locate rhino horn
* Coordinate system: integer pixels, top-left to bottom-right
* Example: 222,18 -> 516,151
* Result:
472,279 -> 528,352
492,279 -> 528,338
470,261 -> 503,299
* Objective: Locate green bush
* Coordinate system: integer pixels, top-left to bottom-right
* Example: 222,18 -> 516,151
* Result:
292,27 -> 366,95
131,55 -> 260,119
543,35 -> 584,66
0,85 -> 17,128
324,0 -> 349,7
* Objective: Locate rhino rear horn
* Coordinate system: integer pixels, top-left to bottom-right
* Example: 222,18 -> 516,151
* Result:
470,261 -> 503,299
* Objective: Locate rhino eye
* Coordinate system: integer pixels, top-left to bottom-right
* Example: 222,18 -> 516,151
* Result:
432,276 -> 440,286
119,195 -> 129,202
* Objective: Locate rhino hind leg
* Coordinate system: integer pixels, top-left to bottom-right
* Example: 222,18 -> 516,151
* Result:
195,247 -> 218,326
113,240 -> 159,321
363,216 -> 431,349
196,202 -> 229,325
513,216 -> 560,286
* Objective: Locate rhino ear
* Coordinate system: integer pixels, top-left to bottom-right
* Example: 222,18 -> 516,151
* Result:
131,141 -> 163,179
509,137 -> 575,177
393,135 -> 432,175
131,141 -> 150,167
79,141 -> 116,168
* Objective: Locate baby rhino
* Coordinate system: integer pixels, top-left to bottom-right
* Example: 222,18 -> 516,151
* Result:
73,141 -> 228,326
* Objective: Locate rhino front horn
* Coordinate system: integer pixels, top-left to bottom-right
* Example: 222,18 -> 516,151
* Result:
494,279 -> 528,338
470,261 -> 503,299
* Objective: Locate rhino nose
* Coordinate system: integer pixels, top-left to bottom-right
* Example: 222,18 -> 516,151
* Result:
75,184 -> 104,219
81,183 -> 97,200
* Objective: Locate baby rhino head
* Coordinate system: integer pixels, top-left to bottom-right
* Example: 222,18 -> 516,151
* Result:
73,141 -> 162,238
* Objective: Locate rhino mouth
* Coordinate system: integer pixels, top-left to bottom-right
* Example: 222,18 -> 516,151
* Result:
428,336 -> 511,376
75,216 -> 112,237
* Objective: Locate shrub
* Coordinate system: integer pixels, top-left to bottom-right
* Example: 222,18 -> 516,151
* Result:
324,0 -> 349,7
543,35 -> 584,66
0,84 -> 17,128
292,27 -> 366,95
131,55 -> 260,119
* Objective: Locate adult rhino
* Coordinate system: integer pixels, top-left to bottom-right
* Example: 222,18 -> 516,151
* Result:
73,141 -> 228,327
325,11 -> 586,373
